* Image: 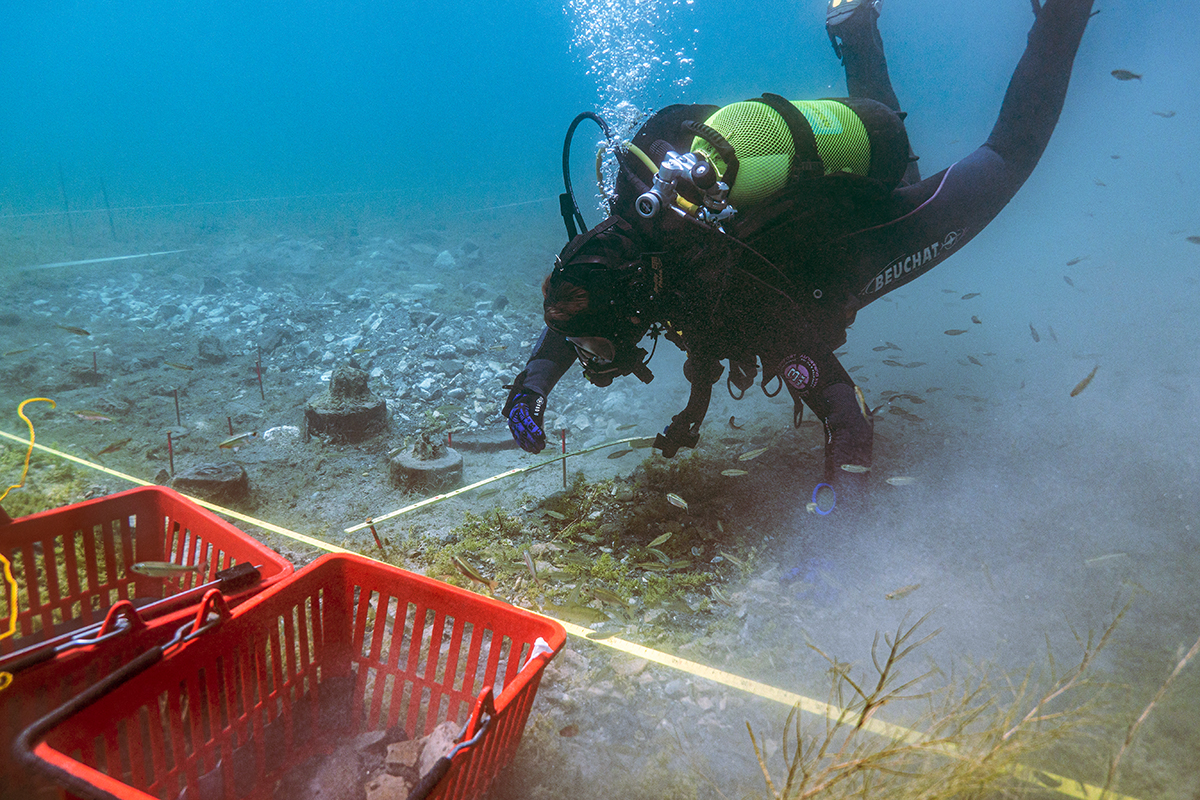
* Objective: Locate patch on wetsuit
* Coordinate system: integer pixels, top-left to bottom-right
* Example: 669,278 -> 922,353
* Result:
780,354 -> 820,392
862,229 -> 965,297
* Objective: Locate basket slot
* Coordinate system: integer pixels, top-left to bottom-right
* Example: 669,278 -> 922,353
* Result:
60,529 -> 83,619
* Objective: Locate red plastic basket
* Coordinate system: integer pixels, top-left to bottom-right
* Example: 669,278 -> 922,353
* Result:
18,553 -> 566,800
1,486 -> 293,797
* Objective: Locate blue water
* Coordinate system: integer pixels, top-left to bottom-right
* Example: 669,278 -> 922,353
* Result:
3,2 -> 1196,217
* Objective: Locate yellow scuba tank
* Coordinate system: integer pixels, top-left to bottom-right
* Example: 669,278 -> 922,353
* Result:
691,94 -> 912,207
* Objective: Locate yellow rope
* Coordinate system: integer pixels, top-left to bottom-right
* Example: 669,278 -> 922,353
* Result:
0,397 -> 55,693
0,553 -> 15,692
0,397 -> 56,504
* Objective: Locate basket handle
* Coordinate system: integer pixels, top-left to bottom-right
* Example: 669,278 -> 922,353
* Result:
14,589 -> 233,799
0,562 -> 259,675
2,599 -> 149,676
406,686 -> 498,800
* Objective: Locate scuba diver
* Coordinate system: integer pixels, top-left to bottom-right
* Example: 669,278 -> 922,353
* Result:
503,0 -> 1097,512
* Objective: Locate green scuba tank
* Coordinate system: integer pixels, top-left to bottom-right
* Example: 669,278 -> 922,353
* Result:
691,94 -> 912,207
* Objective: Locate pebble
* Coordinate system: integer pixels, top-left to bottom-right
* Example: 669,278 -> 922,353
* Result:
30,236 -> 678,457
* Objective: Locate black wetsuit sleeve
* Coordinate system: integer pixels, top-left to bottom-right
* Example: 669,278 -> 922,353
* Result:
843,0 -> 1095,303
520,326 -> 576,398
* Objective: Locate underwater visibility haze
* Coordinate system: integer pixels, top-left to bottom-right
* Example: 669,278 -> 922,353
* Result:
2,0 -> 1200,798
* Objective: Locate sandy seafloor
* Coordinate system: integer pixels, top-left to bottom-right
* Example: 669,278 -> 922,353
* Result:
1,178 -> 1199,800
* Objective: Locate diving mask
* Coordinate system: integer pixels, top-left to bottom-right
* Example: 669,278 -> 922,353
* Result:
564,333 -> 654,387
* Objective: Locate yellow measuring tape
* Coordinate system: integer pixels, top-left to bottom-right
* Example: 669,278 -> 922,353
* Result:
0,427 -> 1141,799
345,436 -> 649,534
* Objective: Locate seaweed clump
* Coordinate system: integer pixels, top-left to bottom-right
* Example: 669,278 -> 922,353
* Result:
740,598 -> 1199,800
0,444 -> 86,519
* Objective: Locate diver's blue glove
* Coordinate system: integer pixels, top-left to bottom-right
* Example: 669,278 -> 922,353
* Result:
502,376 -> 547,454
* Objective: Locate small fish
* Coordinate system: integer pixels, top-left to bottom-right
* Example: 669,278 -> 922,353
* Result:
1152,110 -> 1176,118
839,464 -> 870,474
960,292 -> 980,300
738,446 -> 768,462
944,329 -> 968,336
1066,256 -> 1084,266
872,345 -> 890,352
607,449 -> 633,459
636,561 -> 668,572
885,583 -> 921,600
560,552 -> 592,567
1187,236 -> 1200,245
971,316 -> 982,324
1063,275 -> 1075,287
721,469 -> 749,477
542,601 -> 607,624
1029,323 -> 1041,343
586,629 -> 623,640
451,554 -> 498,591
591,587 -> 626,606
967,355 -> 983,366
848,365 -> 863,372
629,437 -> 656,449
1094,179 -> 1106,187
219,431 -> 257,448
615,423 -> 638,431
904,361 -> 926,369
96,437 -> 132,456
3,347 -> 36,356
718,550 -> 745,567
520,554 -> 540,585
648,532 -> 673,548
489,344 -> 507,351
1070,364 -> 1100,397
885,341 -> 902,350
1048,325 -> 1058,343
882,359 -> 904,367
886,476 -> 917,486
544,509 -> 567,520
476,486 -> 501,499
130,561 -> 201,578
163,361 -> 193,371
666,493 -> 688,512
1084,552 -> 1127,565
728,416 -> 743,430
711,586 -> 734,606
55,324 -> 91,336
941,289 -> 956,294
1111,69 -> 1142,81
74,410 -> 112,421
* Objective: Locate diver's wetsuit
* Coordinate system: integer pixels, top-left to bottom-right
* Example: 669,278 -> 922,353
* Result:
515,0 -> 1095,503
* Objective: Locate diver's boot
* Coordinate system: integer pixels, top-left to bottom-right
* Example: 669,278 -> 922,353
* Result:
826,0 -> 882,59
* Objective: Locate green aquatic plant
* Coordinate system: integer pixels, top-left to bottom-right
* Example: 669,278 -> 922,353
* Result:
736,597 -> 1191,800
0,441 -> 87,519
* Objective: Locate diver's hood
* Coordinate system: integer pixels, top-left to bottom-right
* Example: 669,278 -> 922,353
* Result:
543,216 -> 655,341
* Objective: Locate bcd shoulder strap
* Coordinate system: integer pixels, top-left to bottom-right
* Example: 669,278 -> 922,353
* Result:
752,93 -> 825,183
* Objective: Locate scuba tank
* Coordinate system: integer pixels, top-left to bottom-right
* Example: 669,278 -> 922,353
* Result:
558,93 -> 912,242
